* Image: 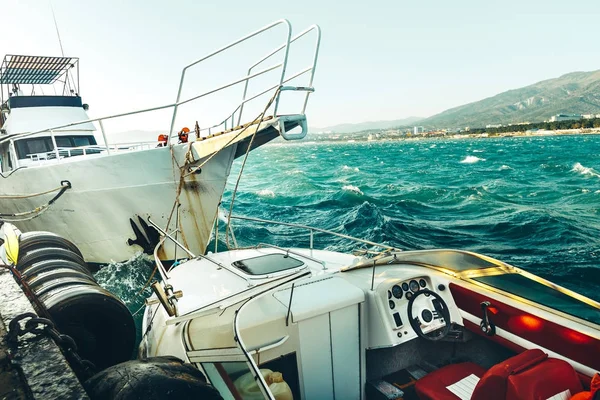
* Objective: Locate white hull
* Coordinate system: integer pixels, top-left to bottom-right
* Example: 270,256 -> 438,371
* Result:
0,119 -> 286,264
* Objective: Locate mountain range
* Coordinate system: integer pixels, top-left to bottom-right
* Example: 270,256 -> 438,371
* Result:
314,70 -> 600,133
419,70 -> 600,129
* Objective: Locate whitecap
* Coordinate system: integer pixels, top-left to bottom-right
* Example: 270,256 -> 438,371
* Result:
287,169 -> 305,175
472,150 -> 484,153
499,165 -> 513,171
571,162 -> 600,178
582,189 -> 590,193
342,165 -> 360,172
257,189 -> 275,198
460,155 -> 486,164
342,185 -> 363,195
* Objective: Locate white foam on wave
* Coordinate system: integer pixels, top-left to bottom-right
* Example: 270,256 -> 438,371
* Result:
342,185 -> 363,195
472,149 -> 484,153
287,169 -> 305,175
257,189 -> 275,198
499,165 -> 513,171
342,165 -> 360,172
460,155 -> 486,164
571,162 -> 600,178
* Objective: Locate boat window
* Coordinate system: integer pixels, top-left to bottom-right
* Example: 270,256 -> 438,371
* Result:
473,274 -> 600,325
55,137 -> 72,147
73,136 -> 95,147
14,135 -> 98,159
232,253 -> 304,275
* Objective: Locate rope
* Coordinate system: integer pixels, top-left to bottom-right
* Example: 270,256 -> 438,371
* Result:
0,183 -> 69,199
0,180 -> 71,222
224,87 -> 282,249
161,87 -> 282,254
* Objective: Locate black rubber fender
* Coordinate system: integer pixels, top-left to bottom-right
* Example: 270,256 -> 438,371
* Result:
26,268 -> 97,292
84,356 -> 224,400
18,231 -> 83,257
21,259 -> 94,281
17,247 -> 87,272
38,284 -> 136,371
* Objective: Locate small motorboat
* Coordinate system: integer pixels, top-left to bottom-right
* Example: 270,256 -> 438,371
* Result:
139,215 -> 600,400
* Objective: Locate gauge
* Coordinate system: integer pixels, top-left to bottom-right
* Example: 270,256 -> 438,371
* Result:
401,282 -> 409,291
409,280 -> 419,292
392,285 -> 403,299
405,291 -> 413,301
388,290 -> 392,299
389,300 -> 395,310
419,278 -> 427,288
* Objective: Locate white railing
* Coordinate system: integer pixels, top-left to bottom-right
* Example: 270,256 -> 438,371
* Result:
224,214 -> 400,253
2,20 -> 321,168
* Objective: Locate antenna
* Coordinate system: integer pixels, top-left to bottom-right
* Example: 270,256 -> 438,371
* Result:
50,1 -> 65,57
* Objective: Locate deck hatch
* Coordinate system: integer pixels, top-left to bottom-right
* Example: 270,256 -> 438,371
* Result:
232,253 -> 304,275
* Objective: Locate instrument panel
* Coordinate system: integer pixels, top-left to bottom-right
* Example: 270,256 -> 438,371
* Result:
384,276 -> 446,339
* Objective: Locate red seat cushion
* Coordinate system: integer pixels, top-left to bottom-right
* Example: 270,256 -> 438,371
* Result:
415,362 -> 486,400
471,348 -> 548,400
505,358 -> 583,400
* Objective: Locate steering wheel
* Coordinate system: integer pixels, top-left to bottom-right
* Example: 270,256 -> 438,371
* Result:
407,289 -> 451,341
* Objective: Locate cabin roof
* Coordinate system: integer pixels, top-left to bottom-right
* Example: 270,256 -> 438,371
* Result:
0,55 -> 78,85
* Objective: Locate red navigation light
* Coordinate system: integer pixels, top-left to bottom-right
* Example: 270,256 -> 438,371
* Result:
563,329 -> 592,345
488,306 -> 499,315
509,314 -> 544,333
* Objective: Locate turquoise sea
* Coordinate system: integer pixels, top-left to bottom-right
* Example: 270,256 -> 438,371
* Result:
96,134 -> 600,336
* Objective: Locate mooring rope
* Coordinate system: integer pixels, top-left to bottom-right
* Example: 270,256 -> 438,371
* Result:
0,181 -> 72,222
0,183 -> 69,199
162,87 -> 283,253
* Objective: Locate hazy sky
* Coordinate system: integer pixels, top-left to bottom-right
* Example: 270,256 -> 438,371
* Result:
3,0 -> 600,132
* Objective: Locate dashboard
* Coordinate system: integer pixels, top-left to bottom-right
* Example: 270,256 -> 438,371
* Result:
383,276 -> 447,340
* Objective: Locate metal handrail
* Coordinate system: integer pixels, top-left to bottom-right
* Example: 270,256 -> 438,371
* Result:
238,24 -> 321,125
168,19 -> 292,138
1,20 -> 321,169
228,215 -> 399,252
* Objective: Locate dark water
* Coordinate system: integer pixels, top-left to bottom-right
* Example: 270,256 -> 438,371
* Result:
96,134 -> 600,337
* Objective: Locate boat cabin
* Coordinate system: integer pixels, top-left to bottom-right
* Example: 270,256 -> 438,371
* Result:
141,242 -> 600,400
0,55 -> 99,171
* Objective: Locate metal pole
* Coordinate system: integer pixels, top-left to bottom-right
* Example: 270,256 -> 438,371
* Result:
49,130 -> 60,161
302,25 -> 321,114
98,120 -> 111,155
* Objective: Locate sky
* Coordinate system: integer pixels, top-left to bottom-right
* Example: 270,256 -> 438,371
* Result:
3,0 -> 600,133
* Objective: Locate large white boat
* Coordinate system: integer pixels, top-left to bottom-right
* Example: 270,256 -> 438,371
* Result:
0,20 -> 320,266
140,215 -> 600,400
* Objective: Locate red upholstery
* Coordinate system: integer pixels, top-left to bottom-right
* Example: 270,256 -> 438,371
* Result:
415,362 -> 486,400
505,358 -> 582,399
471,348 -> 548,400
415,349 -> 583,400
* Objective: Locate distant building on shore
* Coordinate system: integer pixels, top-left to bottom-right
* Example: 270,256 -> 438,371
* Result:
549,114 -> 582,122
413,126 -> 424,135
486,124 -> 503,128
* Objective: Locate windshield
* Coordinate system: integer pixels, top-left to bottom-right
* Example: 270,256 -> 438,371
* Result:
473,274 -> 600,325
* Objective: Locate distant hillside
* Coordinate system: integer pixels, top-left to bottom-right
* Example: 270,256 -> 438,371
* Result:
311,116 -> 423,133
421,70 -> 600,129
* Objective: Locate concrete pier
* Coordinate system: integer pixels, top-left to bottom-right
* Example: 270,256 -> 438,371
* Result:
0,268 -> 89,399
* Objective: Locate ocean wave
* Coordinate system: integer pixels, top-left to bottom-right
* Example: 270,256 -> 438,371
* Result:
460,155 -> 486,164
571,162 -> 600,178
499,165 -> 513,171
257,189 -> 275,198
342,185 -> 364,195
342,165 -> 360,172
